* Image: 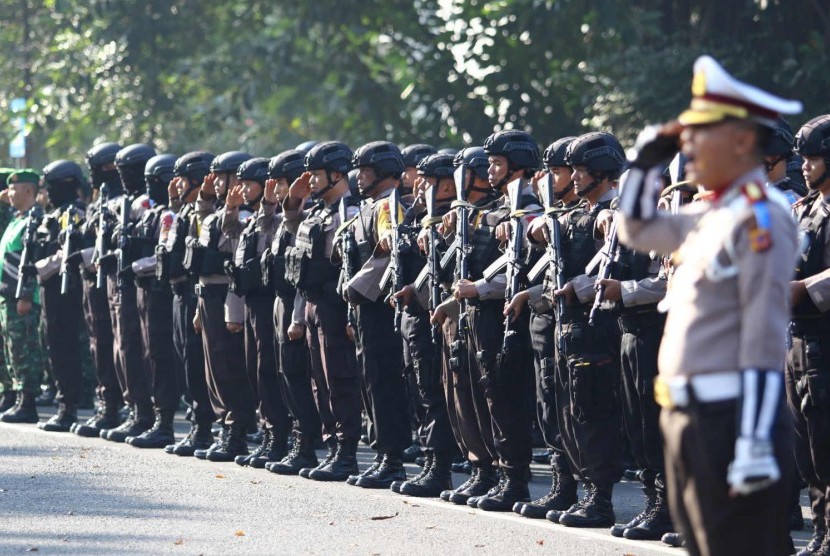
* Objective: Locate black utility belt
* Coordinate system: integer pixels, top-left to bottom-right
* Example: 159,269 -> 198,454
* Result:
617,309 -> 663,333
790,317 -> 830,337
194,283 -> 228,299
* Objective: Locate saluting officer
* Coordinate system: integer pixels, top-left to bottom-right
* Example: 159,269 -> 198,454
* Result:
618,55 -> 800,556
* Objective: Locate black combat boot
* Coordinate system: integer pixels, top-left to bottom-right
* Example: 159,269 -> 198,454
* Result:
267,432 -> 319,475
399,450 -> 452,498
195,425 -> 227,459
75,401 -> 121,437
0,390 -> 16,413
451,459 -> 472,474
661,532 -> 685,547
401,442 -> 423,463
610,483 -> 656,537
516,465 -> 578,519
206,423 -> 249,462
308,440 -> 359,482
127,410 -> 176,448
301,438 -> 337,479
236,429 -> 272,466
354,453 -> 406,489
624,482 -> 673,540
248,427 -> 288,468
38,403 -> 77,432
798,518 -> 828,556
347,454 -> 381,485
475,467 -> 531,512
171,422 -> 214,457
0,392 -> 39,424
559,482 -> 615,528
441,468 -> 476,502
105,404 -> 154,443
449,462 -> 498,505
394,451 -> 433,494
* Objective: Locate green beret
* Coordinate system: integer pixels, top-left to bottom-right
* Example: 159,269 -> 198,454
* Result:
6,169 -> 40,187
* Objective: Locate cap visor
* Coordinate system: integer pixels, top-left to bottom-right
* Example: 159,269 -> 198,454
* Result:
677,108 -> 731,126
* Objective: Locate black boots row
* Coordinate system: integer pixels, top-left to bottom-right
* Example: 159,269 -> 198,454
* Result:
0,392 -> 39,424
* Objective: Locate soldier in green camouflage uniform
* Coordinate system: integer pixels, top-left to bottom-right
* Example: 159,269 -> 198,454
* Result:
0,168 -> 17,412
0,170 -> 48,423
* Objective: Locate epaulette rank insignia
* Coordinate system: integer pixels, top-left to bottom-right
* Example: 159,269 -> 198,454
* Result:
741,182 -> 772,252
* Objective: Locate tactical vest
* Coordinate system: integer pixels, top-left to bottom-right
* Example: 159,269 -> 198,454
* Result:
227,216 -> 267,296
285,204 -> 340,295
35,210 -> 61,260
352,199 -> 378,269
562,199 -> 611,281
183,212 -> 230,276
133,205 -> 163,262
156,204 -> 192,282
264,222 -> 296,298
467,194 -> 538,280
794,193 -> 829,318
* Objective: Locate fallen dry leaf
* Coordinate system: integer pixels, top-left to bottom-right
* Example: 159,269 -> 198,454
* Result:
249,480 -> 261,485
425,525 -> 436,530
234,531 -> 245,537
25,548 -> 38,553
215,474 -> 225,479
370,512 -> 399,521
174,539 -> 184,545
536,540 -> 544,545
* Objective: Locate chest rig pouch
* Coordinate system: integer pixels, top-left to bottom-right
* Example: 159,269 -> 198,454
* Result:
264,223 -> 295,298
157,207 -> 190,282
286,206 -> 338,294
227,218 -> 265,296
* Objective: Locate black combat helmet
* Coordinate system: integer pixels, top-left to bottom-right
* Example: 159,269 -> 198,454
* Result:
453,146 -> 490,181
145,154 -> 177,205
211,151 -> 252,175
116,143 -> 157,195
304,141 -> 353,175
565,131 -> 625,179
295,140 -> 320,153
352,141 -> 405,178
401,144 -> 437,169
86,142 -> 122,189
268,150 -> 306,183
236,157 -> 270,185
795,115 -> 830,189
543,137 -> 577,168
483,130 -> 540,170
764,118 -> 795,158
174,151 -> 215,185
416,153 -> 455,179
42,160 -> 85,207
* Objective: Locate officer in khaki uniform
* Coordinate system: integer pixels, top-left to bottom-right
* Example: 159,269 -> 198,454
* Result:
618,55 -> 801,556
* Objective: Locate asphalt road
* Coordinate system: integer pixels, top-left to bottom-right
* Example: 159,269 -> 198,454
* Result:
0,410 -> 814,555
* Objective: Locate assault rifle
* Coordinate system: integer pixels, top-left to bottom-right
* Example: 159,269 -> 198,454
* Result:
116,195 -> 131,292
15,205 -> 44,300
337,198 -> 358,330
588,216 -> 619,326
449,165 -> 471,370
388,187 -> 404,333
424,184 -> 442,345
496,178 -> 525,372
95,184 -> 110,289
60,206 -> 79,295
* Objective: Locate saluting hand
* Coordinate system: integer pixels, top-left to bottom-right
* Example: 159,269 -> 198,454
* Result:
263,178 -> 279,204
201,173 -> 217,198
226,184 -> 245,210
288,172 -> 312,200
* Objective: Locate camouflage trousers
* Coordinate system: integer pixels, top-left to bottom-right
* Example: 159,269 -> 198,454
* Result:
0,330 -> 10,394
0,298 -> 47,395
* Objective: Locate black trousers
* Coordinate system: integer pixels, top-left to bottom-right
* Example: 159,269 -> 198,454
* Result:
136,284 -> 179,414
172,286 -> 213,424
442,313 -> 497,465
554,311 -> 622,485
402,304 -> 456,453
530,310 -> 574,478
197,285 -> 256,428
107,275 -> 153,419
82,277 -> 121,407
662,400 -> 793,556
786,319 -> 830,529
305,298 -> 361,445
355,300 -> 410,456
244,292 -> 290,436
467,300 -> 534,471
618,311 -> 665,483
274,293 -> 321,440
40,276 -> 84,407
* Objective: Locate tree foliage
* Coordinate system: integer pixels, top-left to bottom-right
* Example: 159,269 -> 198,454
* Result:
1,0 -> 828,167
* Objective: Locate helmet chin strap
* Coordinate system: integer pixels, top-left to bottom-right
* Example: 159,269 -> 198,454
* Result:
311,171 -> 339,199
763,156 -> 784,174
554,180 -> 574,200
807,159 -> 830,191
577,172 -> 606,198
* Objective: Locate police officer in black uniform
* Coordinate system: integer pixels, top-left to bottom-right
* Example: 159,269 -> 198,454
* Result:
345,141 -> 412,489
73,143 -> 123,437
450,130 -> 541,512
161,151 -> 217,456
282,141 -> 363,481
765,118 -> 807,204
509,137 -> 581,519
263,150 -> 327,475
188,151 -> 257,462
126,154 -> 181,449
223,157 -> 292,468
546,132 -> 624,528
788,115 -> 830,556
390,153 -> 458,497
31,160 -> 87,432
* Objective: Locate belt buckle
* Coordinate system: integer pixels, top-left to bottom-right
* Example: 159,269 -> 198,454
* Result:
654,376 -> 689,409
654,377 -> 675,409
